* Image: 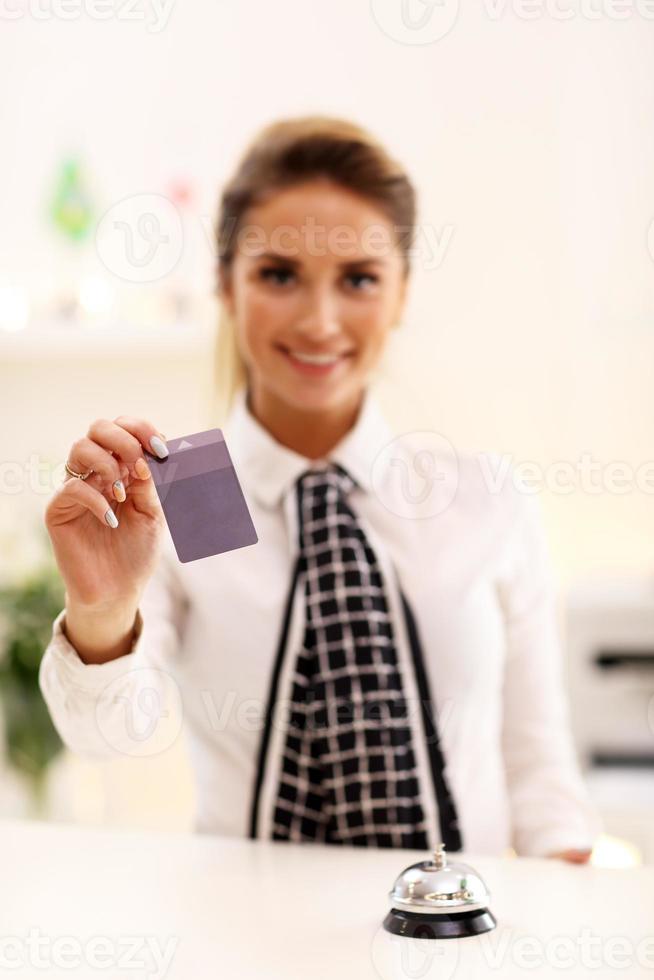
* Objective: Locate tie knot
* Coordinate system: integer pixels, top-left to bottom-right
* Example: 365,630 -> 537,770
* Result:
296,461 -> 357,501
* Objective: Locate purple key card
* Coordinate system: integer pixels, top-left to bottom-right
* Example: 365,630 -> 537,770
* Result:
144,428 -> 258,563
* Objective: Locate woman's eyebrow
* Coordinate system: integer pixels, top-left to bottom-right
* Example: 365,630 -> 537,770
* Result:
255,252 -> 388,268
340,257 -> 389,269
256,252 -> 300,265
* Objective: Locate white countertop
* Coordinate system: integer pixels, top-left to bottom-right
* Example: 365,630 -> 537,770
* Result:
1,820 -> 653,979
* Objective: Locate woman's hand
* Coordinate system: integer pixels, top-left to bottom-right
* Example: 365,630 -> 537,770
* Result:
45,416 -> 168,613
547,849 -> 593,864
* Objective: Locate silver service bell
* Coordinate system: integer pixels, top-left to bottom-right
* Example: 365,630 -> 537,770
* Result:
383,843 -> 497,940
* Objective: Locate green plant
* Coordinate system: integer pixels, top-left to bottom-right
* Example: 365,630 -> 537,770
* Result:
0,560 -> 65,801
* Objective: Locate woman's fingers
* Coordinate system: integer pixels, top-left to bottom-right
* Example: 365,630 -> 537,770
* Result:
65,437 -> 125,499
87,417 -> 168,479
63,417 -> 168,510
65,417 -> 168,498
48,471 -> 122,529
110,415 -> 168,462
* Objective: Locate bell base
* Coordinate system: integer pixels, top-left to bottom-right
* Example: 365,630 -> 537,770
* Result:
383,907 -> 496,940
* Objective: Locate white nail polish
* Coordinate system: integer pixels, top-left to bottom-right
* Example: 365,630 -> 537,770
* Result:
149,435 -> 168,459
105,508 -> 119,528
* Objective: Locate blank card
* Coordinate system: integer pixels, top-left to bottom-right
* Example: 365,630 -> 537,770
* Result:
145,428 -> 258,563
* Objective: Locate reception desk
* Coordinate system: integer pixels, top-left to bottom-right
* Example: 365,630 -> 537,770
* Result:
1,820 -> 652,979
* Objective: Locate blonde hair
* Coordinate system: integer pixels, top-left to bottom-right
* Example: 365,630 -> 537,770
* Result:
211,115 -> 417,425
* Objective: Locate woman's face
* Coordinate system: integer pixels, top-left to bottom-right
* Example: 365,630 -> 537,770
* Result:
219,178 -> 408,415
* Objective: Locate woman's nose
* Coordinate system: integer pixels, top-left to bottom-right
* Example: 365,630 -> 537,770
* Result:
294,286 -> 341,340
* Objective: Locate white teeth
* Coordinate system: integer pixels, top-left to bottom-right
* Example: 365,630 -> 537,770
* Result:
289,350 -> 341,365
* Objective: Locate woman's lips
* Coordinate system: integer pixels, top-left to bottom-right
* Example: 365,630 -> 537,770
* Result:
276,346 -> 353,377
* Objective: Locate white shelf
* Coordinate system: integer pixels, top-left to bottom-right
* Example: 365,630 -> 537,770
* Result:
0,321 -> 216,360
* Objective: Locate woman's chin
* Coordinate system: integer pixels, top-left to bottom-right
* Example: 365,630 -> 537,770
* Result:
283,387 -> 350,412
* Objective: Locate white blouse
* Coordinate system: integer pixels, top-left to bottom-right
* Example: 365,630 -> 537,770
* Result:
39,385 -> 601,856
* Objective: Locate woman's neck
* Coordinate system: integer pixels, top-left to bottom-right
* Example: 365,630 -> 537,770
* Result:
246,385 -> 363,460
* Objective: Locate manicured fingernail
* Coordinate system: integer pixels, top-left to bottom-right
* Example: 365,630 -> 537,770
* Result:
104,508 -> 119,528
149,436 -> 168,459
113,480 -> 126,502
135,458 -> 150,479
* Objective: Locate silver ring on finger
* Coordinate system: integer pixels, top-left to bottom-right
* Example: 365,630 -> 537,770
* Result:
65,459 -> 94,481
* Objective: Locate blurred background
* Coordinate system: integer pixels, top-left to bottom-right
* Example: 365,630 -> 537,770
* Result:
0,0 -> 653,867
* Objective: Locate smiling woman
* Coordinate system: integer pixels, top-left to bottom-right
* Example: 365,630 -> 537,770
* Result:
212,117 -> 412,457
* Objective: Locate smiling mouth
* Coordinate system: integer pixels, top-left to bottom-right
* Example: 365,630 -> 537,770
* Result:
275,345 -> 354,373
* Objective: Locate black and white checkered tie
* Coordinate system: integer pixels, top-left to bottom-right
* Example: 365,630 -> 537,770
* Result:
270,461 -> 462,849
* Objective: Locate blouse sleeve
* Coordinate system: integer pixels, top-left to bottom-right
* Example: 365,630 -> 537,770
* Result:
496,480 -> 602,857
39,534 -> 187,761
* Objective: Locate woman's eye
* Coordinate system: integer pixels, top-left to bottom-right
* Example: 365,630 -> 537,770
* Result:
345,272 -> 378,291
259,267 -> 295,286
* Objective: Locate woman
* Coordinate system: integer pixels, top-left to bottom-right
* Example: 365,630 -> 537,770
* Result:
40,116 -> 599,861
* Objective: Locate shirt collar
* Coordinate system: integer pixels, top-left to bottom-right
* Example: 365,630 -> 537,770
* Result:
223,385 -> 395,509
